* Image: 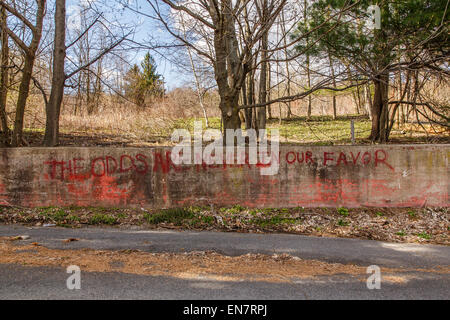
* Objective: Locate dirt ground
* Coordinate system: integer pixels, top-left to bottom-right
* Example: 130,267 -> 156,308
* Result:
1,239 -> 448,284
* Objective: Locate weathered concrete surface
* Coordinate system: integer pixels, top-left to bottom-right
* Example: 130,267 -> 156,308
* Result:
0,145 -> 448,208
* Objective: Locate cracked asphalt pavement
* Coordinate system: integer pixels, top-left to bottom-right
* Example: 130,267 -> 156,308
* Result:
0,225 -> 448,300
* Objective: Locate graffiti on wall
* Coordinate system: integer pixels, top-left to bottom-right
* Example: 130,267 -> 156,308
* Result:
43,149 -> 395,181
0,146 -> 445,208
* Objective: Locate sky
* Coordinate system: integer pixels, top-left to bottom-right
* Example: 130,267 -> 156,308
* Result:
66,0 -> 190,90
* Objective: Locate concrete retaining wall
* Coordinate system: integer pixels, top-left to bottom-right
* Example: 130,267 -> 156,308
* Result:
0,145 -> 448,208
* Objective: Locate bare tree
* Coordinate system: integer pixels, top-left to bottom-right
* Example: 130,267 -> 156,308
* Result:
43,0 -> 65,146
0,5 -> 9,145
257,0 -> 269,131
0,0 -> 46,146
42,0 -> 132,146
128,0 -> 288,134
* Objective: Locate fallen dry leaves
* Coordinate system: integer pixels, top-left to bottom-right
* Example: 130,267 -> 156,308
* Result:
1,240 -> 448,284
1,206 -> 447,245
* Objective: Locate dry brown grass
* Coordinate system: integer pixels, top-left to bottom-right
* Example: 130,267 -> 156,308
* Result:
12,87 -> 220,142
4,81 -> 448,147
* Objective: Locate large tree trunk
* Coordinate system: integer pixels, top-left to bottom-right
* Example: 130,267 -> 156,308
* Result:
257,50 -> 267,131
369,72 -> 389,142
221,94 -> 241,133
257,0 -> 269,132
11,56 -> 34,147
0,6 -> 9,146
43,0 -> 66,147
211,0 -> 245,135
242,5 -> 254,130
369,2 -> 391,143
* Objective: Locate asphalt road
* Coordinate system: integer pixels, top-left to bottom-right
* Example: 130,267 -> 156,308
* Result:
0,225 -> 448,268
0,264 -> 448,300
0,225 -> 449,300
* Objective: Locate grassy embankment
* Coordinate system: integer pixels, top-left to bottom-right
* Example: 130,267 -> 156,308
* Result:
1,205 -> 448,245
